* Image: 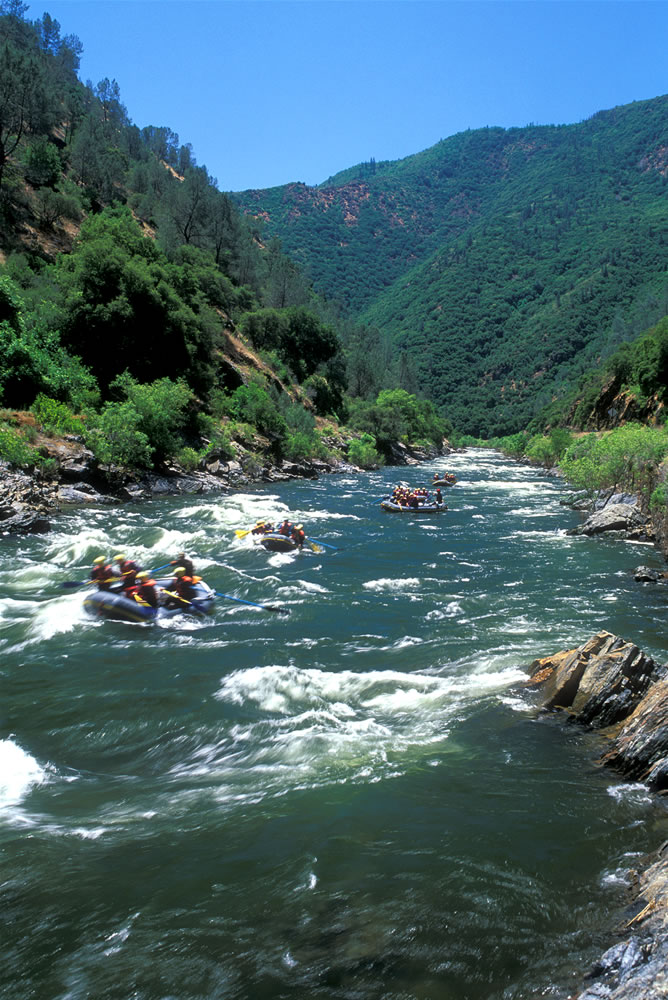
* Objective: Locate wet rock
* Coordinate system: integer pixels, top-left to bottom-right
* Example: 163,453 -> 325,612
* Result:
633,566 -> 665,583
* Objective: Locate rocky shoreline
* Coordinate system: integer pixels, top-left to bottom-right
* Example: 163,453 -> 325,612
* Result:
527,634 -> 668,999
0,435 -> 449,536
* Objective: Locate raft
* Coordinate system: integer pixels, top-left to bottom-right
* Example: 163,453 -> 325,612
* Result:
432,476 -> 457,487
381,500 -> 447,513
258,532 -> 298,553
83,579 -> 215,623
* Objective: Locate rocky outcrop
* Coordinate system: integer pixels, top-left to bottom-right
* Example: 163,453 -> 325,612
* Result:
566,503 -> 652,540
527,632 -> 668,998
0,462 -> 60,534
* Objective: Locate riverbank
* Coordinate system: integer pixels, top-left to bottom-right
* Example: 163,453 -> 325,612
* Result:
0,433 -> 452,535
527,632 -> 668,998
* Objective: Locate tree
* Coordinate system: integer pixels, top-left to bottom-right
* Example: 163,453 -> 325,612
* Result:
0,40 -> 56,189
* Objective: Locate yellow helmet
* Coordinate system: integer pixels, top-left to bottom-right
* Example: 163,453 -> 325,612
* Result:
173,567 -> 186,577
113,554 -> 125,562
93,556 -> 106,565
136,571 -> 149,581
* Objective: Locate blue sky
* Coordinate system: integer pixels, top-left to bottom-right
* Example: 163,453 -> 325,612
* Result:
32,0 -> 668,192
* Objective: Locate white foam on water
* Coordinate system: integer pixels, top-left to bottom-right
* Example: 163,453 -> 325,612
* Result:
30,591 -> 87,641
207,660 -> 527,799
0,739 -> 46,810
293,579 -> 330,594
362,577 -> 421,591
607,782 -> 653,805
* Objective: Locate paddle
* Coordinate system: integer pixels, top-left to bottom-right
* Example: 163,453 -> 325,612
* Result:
160,589 -> 207,618
214,590 -> 290,615
306,540 -> 325,553
148,562 -> 174,575
306,537 -> 339,551
61,576 -> 116,589
235,528 -> 252,539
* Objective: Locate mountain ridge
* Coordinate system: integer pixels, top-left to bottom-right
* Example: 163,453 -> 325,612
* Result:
231,95 -> 668,434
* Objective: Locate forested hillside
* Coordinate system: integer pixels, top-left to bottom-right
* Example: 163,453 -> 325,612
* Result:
232,98 -> 668,436
0,2 -> 453,474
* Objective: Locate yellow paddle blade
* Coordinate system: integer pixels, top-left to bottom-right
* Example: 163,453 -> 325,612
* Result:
307,540 -> 325,553
235,528 -> 251,538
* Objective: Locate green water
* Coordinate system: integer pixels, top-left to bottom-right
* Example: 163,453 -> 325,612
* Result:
2,450 -> 667,1000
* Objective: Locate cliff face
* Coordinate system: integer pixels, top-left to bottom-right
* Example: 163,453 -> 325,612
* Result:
527,632 -> 668,998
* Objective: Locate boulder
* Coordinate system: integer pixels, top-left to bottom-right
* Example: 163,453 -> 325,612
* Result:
567,503 -> 649,537
528,631 -> 665,729
634,566 -> 665,583
0,511 -> 50,534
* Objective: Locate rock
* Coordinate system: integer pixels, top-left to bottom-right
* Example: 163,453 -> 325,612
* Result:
528,632 -> 665,729
634,566 -> 664,583
601,678 -> 668,788
0,511 -> 50,534
58,483 -> 113,505
567,503 -> 649,537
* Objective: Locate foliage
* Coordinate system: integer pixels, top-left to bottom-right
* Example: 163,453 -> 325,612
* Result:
30,393 -> 83,435
239,306 -> 342,383
228,380 -> 287,443
559,425 -> 668,494
348,389 -> 446,456
524,428 -> 573,468
0,421 -> 40,467
649,482 -> 668,513
85,401 -> 152,468
110,372 -> 193,462
348,433 -> 384,469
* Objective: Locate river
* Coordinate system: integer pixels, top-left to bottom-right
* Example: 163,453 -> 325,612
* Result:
2,449 -> 667,1000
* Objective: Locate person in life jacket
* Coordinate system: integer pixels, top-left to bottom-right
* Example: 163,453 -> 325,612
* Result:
133,570 -> 159,609
278,518 -> 293,536
90,555 -> 113,591
112,553 -> 141,590
170,551 -> 194,577
163,566 -> 197,608
435,488 -> 443,505
251,521 -> 268,535
291,524 -> 306,548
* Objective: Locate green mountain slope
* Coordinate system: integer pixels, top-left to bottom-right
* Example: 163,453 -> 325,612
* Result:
232,97 -> 668,435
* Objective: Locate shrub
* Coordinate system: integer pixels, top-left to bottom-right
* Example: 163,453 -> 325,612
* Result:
348,433 -> 384,469
31,394 -> 83,435
176,447 -> 201,472
85,401 -> 153,468
0,424 -> 40,468
110,373 -> 193,462
649,483 -> 668,512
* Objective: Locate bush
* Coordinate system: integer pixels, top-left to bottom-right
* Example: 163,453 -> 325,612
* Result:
0,424 -> 40,468
229,381 -> 287,443
31,394 -> 83,435
85,401 -> 153,468
559,425 -> 668,494
649,482 -> 668,512
110,373 -> 193,462
176,446 -> 201,471
348,433 -> 384,469
284,431 -> 328,462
